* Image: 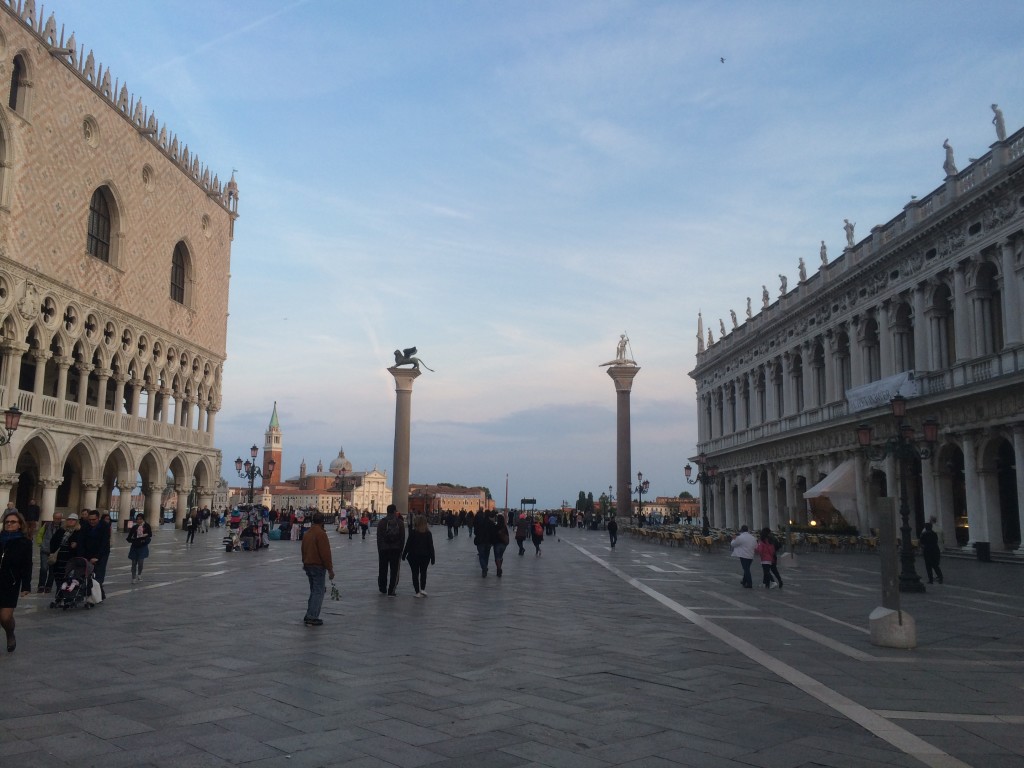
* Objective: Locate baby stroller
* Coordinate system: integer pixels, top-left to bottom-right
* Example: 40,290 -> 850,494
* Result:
50,557 -> 95,611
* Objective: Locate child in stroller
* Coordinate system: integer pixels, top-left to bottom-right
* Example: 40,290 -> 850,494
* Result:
223,529 -> 241,552
50,557 -> 95,610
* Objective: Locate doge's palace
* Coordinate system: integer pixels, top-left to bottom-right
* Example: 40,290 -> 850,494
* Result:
0,1 -> 238,526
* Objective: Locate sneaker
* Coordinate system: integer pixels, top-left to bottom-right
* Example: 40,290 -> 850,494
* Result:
304,617 -> 323,626
136,575 -> 142,582
413,592 -> 425,599
388,591 -> 397,597
418,591 -> 428,597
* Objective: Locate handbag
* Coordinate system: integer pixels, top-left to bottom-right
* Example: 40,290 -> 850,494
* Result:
47,551 -> 58,566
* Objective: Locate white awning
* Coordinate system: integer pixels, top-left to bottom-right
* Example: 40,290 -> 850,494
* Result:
803,459 -> 857,515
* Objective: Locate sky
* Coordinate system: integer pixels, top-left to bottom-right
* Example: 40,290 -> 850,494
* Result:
66,0 -> 1024,508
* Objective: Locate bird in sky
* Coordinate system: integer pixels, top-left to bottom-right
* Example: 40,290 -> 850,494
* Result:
720,57 -> 725,63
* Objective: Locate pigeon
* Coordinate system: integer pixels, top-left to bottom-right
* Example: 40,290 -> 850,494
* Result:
720,57 -> 725,63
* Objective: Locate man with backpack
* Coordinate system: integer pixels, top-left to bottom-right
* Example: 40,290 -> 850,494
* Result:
376,504 -> 406,596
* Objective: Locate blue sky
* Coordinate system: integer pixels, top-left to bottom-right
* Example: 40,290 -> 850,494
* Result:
74,1 -> 1024,507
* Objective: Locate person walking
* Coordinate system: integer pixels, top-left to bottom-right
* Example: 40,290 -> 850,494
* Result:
768,530 -> 784,588
184,510 -> 198,546
300,512 -> 334,626
755,528 -> 777,588
81,510 -> 110,588
360,511 -> 370,540
493,512 -> 509,577
126,513 -> 152,583
731,525 -> 757,588
607,517 -> 618,549
531,515 -> 544,556
474,510 -> 497,577
36,511 -> 63,593
0,510 -> 32,652
376,505 -> 405,596
515,513 -> 530,556
402,515 -> 435,597
23,498 -> 41,541
920,522 -> 943,584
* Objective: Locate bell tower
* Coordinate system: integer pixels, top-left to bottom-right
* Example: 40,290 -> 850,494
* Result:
263,401 -> 282,486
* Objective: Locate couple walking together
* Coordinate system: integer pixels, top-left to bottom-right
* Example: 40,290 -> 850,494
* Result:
474,510 -> 509,578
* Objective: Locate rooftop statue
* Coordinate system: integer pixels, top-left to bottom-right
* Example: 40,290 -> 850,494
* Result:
719,318 -> 727,337
730,309 -> 738,328
992,104 -> 1006,142
778,274 -> 788,295
798,257 -> 807,282
942,138 -> 958,177
844,219 -> 856,248
746,297 -> 752,318
393,347 -> 434,371
820,240 -> 828,266
600,333 -> 636,366
762,285 -> 770,309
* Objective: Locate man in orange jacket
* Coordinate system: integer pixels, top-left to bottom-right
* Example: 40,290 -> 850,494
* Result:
300,512 -> 335,626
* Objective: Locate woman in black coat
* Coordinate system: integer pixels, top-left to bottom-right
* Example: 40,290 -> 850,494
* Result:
401,515 -> 436,597
0,510 -> 33,652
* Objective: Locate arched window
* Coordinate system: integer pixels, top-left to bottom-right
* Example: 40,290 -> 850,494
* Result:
87,188 -> 112,262
170,242 -> 188,304
8,55 -> 24,112
863,317 -> 881,382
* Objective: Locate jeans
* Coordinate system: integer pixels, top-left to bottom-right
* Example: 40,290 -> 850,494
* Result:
608,529 -> 618,548
739,557 -> 753,587
304,565 -> 326,619
477,543 -> 491,572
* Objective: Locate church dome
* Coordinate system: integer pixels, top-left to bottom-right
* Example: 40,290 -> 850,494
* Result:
329,447 -> 352,474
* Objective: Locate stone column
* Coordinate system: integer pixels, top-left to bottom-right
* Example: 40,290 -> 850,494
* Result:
206,406 -> 219,437
112,374 -> 128,415
82,481 -> 103,510
55,357 -> 72,406
2,341 -> 28,402
878,302 -> 894,378
145,384 -> 156,422
145,482 -> 162,527
605,364 -> 640,525
953,264 -> 971,363
31,350 -> 51,407
849,324 -> 865,387
766,465 -> 779,529
75,363 -> 92,409
1000,240 -> 1021,347
40,478 -> 61,522
130,378 -> 143,417
1012,426 -> 1024,555
389,366 -> 423,518
961,432 -> 984,547
175,484 -> 187,526
912,285 -> 930,373
750,469 -> 764,530
117,481 -> 134,525
94,368 -> 112,412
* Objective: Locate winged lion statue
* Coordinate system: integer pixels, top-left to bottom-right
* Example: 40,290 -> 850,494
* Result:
393,347 -> 434,372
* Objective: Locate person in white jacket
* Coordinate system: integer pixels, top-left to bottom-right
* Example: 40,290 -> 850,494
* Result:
730,525 -> 757,588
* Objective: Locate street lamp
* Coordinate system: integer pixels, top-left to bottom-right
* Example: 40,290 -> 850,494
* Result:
856,395 -> 940,594
234,443 -> 275,505
684,452 -> 719,536
0,405 -> 22,445
634,471 -> 650,524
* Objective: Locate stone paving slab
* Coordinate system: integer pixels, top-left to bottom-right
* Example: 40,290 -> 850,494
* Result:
1,524 -> 1021,767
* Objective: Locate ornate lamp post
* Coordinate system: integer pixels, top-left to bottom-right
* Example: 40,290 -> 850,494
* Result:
234,443 -> 275,506
634,471 -> 650,524
0,405 -> 22,446
856,395 -> 939,594
684,452 -> 718,536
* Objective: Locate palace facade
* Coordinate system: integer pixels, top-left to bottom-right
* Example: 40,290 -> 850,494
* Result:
0,2 -> 238,524
690,113 -> 1024,555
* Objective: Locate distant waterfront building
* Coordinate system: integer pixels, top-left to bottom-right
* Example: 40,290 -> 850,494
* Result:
691,118 -> 1024,554
408,484 -> 494,516
0,5 -> 237,525
254,403 -> 392,514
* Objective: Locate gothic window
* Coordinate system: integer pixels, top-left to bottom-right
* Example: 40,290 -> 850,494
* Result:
8,54 -> 26,114
87,188 -> 112,262
170,242 -> 190,305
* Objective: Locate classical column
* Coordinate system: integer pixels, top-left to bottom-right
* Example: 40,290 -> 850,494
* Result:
849,323 -> 865,387
605,364 -> 640,525
112,374 -> 128,415
40,478 -> 61,522
389,366 -> 423,518
723,473 -> 736,528
801,343 -> 815,411
31,350 -> 51,407
144,482 -> 162,527
82,481 -> 103,510
912,285 -> 930,372
766,465 -> 779,529
117,480 -> 134,525
145,384 -> 157,422
55,356 -> 72,405
953,264 -> 971,363
130,378 -> 143,416
961,432 -> 985,547
94,368 -> 112,411
1012,426 -> 1024,555
750,469 -> 764,530
75,362 -> 92,409
878,302 -> 894,378
3,341 -> 29,401
764,362 -> 778,421
999,240 -> 1022,347
175,484 -> 187,526
162,388 -> 174,424
206,406 -> 219,437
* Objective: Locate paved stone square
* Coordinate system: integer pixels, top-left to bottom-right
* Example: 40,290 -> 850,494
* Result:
1,524 -> 1021,768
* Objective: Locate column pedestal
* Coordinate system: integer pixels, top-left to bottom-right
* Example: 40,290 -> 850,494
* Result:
388,366 -> 422,519
606,365 -> 640,524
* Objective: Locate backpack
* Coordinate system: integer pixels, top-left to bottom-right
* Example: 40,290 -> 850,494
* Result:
383,516 -> 402,546
533,522 -> 543,538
